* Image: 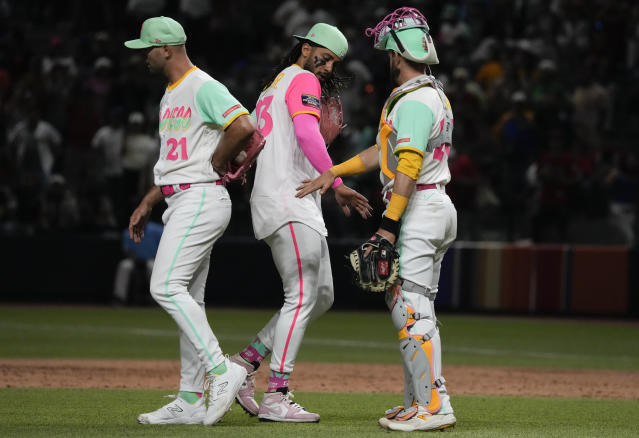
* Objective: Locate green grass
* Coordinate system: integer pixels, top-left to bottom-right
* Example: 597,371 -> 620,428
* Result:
1,306 -> 638,370
1,306 -> 637,436
0,388 -> 637,438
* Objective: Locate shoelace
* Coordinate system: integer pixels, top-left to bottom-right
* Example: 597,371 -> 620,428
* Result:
283,391 -> 305,410
203,375 -> 212,393
204,354 -> 230,397
245,370 -> 256,387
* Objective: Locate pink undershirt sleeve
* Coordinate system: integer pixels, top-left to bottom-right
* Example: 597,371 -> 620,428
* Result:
292,114 -> 343,188
286,72 -> 342,188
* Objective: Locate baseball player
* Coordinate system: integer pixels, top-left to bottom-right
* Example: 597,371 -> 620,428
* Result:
124,16 -> 252,426
296,8 -> 457,432
228,23 -> 371,422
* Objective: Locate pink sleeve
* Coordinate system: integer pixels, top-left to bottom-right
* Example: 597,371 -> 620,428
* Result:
285,73 -> 322,120
293,113 -> 343,189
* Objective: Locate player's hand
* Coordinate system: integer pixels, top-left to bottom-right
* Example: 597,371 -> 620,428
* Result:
296,170 -> 336,198
333,184 -> 373,219
211,157 -> 226,176
128,203 -> 152,243
364,228 -> 396,257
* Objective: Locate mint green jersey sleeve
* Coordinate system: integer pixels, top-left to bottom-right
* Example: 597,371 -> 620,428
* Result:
394,99 -> 434,157
195,80 -> 249,129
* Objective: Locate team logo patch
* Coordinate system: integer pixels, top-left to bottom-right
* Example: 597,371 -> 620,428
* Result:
223,104 -> 241,118
378,259 -> 389,276
301,94 -> 320,109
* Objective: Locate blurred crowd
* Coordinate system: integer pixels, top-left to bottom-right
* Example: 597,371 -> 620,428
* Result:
0,0 -> 637,246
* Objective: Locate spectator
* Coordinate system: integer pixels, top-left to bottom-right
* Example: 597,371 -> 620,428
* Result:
39,174 -> 81,232
529,130 -> 576,243
122,112 -> 157,215
8,107 -> 61,188
91,108 -> 126,225
0,0 -> 635,245
605,150 -> 639,246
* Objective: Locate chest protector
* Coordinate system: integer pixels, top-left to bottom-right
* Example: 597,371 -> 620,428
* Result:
377,75 -> 453,186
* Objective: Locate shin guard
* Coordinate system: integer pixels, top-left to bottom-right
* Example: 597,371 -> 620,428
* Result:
386,285 -> 441,413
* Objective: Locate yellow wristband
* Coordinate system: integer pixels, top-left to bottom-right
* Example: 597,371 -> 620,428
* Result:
330,155 -> 366,177
386,192 -> 409,221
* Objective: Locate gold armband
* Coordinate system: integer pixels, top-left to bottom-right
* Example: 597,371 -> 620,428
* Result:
330,155 -> 366,177
396,150 -> 423,180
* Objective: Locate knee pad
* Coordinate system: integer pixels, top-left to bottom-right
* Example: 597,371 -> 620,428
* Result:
386,284 -> 442,413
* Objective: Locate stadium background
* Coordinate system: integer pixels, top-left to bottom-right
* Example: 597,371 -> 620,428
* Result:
1,2 -> 638,437
0,0 -> 637,316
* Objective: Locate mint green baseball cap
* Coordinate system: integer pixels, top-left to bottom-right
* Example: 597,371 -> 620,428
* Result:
124,16 -> 187,49
294,23 -> 348,60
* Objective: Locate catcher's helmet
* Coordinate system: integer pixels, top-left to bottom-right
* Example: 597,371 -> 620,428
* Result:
366,7 -> 439,65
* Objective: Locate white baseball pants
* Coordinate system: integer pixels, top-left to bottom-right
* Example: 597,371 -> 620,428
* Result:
256,222 -> 334,374
149,183 -> 231,392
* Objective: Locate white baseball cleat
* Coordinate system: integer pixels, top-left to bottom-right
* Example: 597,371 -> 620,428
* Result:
386,413 -> 456,431
379,403 -> 456,431
378,405 -> 403,429
137,396 -> 205,425
258,391 -> 320,423
384,405 -> 456,432
203,358 -> 248,426
229,354 -> 260,416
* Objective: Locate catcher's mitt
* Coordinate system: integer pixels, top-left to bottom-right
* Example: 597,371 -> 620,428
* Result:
319,96 -> 344,146
348,233 -> 400,293
221,129 -> 266,184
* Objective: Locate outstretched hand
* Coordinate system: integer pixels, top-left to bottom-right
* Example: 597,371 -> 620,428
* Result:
333,184 -> 373,219
296,170 -> 336,198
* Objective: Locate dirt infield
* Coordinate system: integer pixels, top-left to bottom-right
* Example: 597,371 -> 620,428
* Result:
1,359 -> 638,400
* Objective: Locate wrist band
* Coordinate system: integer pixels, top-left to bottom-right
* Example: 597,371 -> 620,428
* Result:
331,177 -> 343,189
380,215 -> 400,236
331,154 -> 366,177
386,192 -> 409,221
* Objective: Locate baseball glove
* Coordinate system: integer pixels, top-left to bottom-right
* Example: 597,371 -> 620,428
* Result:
319,96 -> 344,146
221,130 -> 266,184
348,233 -> 400,293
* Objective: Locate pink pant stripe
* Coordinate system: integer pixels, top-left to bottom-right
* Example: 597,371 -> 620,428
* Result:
280,222 -> 303,372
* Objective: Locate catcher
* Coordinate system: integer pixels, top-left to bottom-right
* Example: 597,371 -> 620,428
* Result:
296,7 -> 457,432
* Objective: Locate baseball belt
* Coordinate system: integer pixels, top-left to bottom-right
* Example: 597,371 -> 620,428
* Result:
384,183 -> 444,201
160,180 -> 224,196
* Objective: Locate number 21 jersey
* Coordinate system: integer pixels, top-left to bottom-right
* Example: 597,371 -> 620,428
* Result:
155,66 -> 248,185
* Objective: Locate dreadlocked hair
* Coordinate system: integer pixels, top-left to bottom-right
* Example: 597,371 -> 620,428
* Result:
261,41 -> 351,98
321,66 -> 350,98
261,42 -> 304,91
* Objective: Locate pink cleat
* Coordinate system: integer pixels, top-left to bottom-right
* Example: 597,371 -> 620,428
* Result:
258,391 -> 320,423
230,354 -> 260,416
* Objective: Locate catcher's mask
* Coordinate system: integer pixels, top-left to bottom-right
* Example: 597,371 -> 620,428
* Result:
365,7 -> 439,65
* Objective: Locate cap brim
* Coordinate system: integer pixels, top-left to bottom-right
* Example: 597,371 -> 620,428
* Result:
124,39 -> 154,49
293,36 -> 329,50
